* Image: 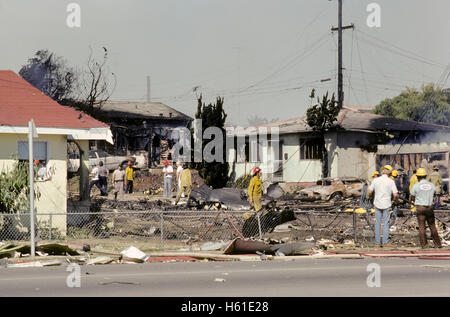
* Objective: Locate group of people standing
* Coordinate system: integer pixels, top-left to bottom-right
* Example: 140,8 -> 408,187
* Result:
162,160 -> 192,205
368,164 -> 442,249
89,159 -> 192,204
89,161 -> 135,201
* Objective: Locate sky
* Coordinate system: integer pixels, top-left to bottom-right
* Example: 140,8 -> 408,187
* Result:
0,0 -> 449,126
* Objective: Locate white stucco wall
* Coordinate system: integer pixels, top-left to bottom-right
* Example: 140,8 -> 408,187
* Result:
333,132 -> 373,180
0,133 -> 67,235
229,134 -> 323,184
280,134 -> 322,182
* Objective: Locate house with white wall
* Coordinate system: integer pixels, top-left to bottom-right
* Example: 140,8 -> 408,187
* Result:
227,107 -> 450,190
0,70 -> 112,235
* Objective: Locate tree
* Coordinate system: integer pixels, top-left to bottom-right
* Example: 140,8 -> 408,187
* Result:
19,48 -> 116,115
19,50 -> 76,103
192,95 -> 229,188
373,84 -> 450,125
306,91 -> 340,178
78,46 -> 117,112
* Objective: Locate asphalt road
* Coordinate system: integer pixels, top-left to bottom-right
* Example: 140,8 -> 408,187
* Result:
0,257 -> 449,297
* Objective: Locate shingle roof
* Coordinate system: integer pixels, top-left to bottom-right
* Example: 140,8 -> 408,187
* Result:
232,108 -> 450,136
99,101 -> 193,121
0,70 -> 108,129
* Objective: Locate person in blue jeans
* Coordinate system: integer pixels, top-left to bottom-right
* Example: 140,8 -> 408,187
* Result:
368,165 -> 401,247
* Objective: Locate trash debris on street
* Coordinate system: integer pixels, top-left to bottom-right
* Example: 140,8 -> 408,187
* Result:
223,238 -> 316,256
120,246 -> 149,262
86,256 -> 115,265
214,278 -> 226,283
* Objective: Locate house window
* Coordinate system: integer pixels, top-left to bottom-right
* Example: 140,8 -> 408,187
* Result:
18,141 -> 48,161
299,138 -> 323,160
17,141 -> 51,181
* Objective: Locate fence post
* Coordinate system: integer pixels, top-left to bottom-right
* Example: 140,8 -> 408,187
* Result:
160,213 -> 164,250
49,214 -> 52,241
353,211 -> 357,243
257,212 -> 262,240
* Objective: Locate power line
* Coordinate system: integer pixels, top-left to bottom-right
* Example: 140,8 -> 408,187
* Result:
236,32 -> 331,94
356,29 -> 447,68
354,31 -> 370,104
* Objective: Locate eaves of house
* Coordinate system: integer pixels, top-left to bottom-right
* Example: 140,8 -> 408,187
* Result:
0,70 -> 113,143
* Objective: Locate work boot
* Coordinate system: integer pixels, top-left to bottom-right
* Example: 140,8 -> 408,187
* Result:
383,242 -> 394,248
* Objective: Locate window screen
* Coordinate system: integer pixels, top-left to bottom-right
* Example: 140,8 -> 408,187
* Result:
18,141 -> 47,161
299,138 -> 323,160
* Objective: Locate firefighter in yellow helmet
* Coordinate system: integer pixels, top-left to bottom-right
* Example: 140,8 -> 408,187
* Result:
410,168 -> 442,248
382,165 -> 393,174
409,170 -> 418,194
248,167 -> 263,211
370,171 -> 379,182
390,170 -> 399,180
428,166 -> 442,209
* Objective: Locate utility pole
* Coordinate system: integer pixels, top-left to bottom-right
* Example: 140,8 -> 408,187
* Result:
331,0 -> 354,109
147,75 -> 151,102
28,119 -> 38,257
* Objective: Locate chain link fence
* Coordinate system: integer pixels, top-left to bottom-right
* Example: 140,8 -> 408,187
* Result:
1,209 -> 449,250
0,210 -> 283,249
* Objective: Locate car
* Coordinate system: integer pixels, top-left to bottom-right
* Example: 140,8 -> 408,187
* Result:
68,152 -> 81,173
297,177 -> 365,201
68,149 -> 146,173
88,149 -> 136,171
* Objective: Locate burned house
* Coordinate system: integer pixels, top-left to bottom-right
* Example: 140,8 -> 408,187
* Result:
93,101 -> 193,167
228,107 -> 450,190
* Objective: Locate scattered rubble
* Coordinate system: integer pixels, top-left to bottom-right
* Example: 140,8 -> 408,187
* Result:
200,241 -> 230,251
242,207 -> 296,237
87,256 -> 115,265
0,243 -> 79,259
223,238 -> 316,256
120,246 -> 149,262
214,278 -> 226,283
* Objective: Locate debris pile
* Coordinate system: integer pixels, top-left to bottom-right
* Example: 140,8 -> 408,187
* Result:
223,238 -> 316,256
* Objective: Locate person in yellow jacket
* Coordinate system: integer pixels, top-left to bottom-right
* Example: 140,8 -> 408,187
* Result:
428,166 -> 442,195
409,170 -> 418,194
125,161 -> 134,194
428,166 -> 442,208
248,167 -> 263,211
175,164 -> 192,205
390,170 -> 399,180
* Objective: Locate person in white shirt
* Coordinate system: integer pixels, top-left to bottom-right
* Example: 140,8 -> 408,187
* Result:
162,160 -> 174,198
89,162 -> 106,196
411,168 -> 442,248
112,164 -> 126,201
368,165 -> 400,247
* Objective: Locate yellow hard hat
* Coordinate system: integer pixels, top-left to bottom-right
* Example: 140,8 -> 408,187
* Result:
391,170 -> 399,177
416,168 -> 427,177
382,165 -> 393,172
371,171 -> 379,177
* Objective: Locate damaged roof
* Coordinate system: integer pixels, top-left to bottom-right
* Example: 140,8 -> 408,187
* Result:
0,70 -> 109,129
99,101 -> 193,121
231,108 -> 450,136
